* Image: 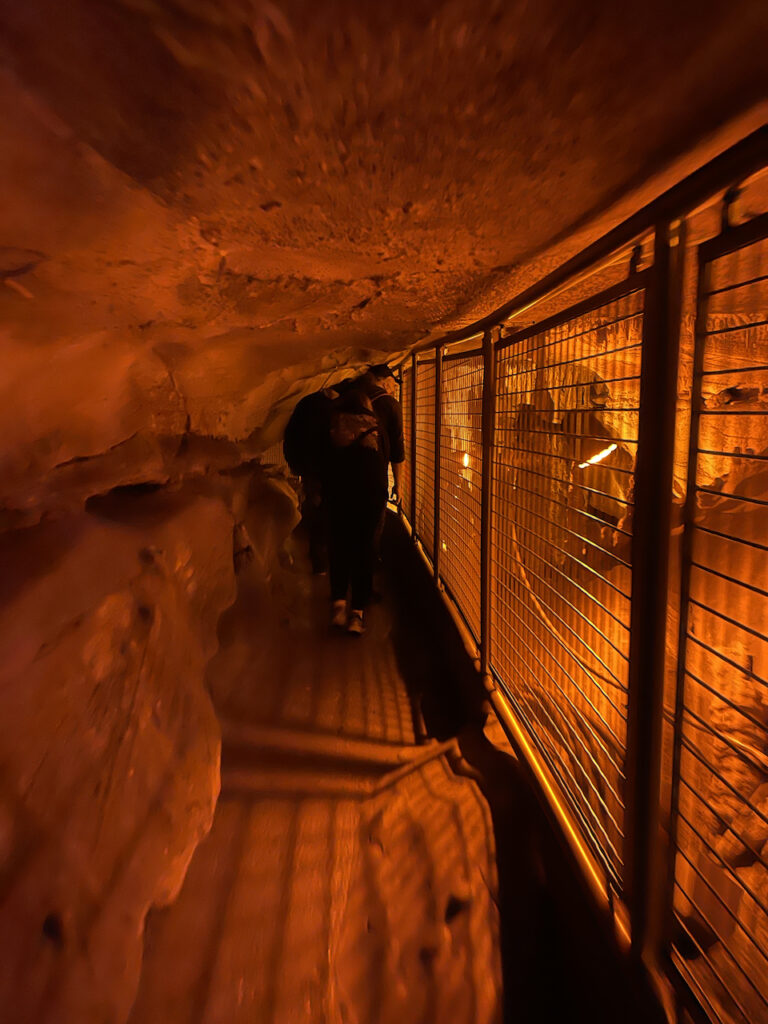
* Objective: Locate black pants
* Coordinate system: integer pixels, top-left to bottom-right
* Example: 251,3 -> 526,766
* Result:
327,496 -> 385,609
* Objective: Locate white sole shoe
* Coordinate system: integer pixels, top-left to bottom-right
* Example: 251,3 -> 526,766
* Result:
347,611 -> 364,636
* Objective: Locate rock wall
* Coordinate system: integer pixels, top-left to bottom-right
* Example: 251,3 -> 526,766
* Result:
0,486 -> 232,1023
0,56 -> 363,1022
0,450 -> 301,1023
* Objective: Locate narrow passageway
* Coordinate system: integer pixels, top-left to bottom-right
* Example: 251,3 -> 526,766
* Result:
2,7 -> 765,1020
126,502 -> 667,1024
128,512 -> 503,1024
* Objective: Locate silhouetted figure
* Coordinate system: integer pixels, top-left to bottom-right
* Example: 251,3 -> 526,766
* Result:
324,375 -> 403,635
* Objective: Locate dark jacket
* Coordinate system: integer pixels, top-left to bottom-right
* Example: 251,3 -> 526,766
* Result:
356,379 -> 405,465
371,390 -> 405,465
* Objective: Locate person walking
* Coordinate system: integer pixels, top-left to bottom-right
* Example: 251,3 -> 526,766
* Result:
324,369 -> 403,636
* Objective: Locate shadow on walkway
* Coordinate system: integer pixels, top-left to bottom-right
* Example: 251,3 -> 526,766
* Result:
383,513 -> 666,1024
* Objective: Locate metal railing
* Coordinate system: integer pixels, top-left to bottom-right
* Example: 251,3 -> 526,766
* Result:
492,280 -> 644,891
395,126 -> 768,1024
400,363 -> 413,522
668,212 -> 768,1024
414,354 -> 437,559
440,350 -> 484,641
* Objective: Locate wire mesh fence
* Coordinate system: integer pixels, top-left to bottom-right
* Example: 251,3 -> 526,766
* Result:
400,362 -> 413,520
414,354 -> 437,558
489,283 -> 644,886
670,215 -> 768,1024
439,351 -> 484,641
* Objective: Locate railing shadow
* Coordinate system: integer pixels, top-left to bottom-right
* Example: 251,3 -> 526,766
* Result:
383,512 -> 666,1024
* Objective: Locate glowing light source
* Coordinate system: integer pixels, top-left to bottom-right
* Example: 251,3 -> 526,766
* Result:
462,452 -> 470,468
578,443 -> 617,470
441,541 -> 448,552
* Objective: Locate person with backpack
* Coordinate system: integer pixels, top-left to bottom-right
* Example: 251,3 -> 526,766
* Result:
324,370 -> 404,635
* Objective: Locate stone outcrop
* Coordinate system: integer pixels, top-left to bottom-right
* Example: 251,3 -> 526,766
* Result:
0,488 -> 235,1022
0,460 -> 303,1024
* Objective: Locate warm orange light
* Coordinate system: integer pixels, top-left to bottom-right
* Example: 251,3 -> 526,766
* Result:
578,443 -> 616,469
462,452 -> 470,468
490,689 -> 609,906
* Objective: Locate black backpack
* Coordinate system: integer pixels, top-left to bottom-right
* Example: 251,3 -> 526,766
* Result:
329,392 -> 381,455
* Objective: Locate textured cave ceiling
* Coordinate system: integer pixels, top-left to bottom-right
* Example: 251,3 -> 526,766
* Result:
2,0 -> 766,358
0,0 -> 766,524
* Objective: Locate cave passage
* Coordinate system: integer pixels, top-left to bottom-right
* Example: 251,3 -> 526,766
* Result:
126,510 -> 660,1024
2,4 -> 767,1023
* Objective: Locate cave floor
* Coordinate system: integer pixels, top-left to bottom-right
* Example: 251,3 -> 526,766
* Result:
127,525 -> 503,1024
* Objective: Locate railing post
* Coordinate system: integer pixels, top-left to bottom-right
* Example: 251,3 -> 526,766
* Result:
433,345 -> 443,578
480,328 -> 498,683
624,221 -> 684,962
664,223 -> 705,977
410,352 -> 417,526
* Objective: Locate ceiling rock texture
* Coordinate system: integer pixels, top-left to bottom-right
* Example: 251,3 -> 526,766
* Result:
0,1 -> 766,1022
1,0 -> 767,503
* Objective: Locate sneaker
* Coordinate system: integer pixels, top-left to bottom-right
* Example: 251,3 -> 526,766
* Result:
347,610 -> 364,636
331,600 -> 347,629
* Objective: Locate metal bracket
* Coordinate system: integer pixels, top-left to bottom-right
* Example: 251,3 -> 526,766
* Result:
629,243 -> 644,275
720,183 -> 743,233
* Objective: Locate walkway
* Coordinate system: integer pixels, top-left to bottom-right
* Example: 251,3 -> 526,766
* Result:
127,523 -> 503,1024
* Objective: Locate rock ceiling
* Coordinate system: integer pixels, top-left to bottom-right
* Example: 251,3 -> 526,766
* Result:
0,0 -> 766,514
2,0 -> 766,349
